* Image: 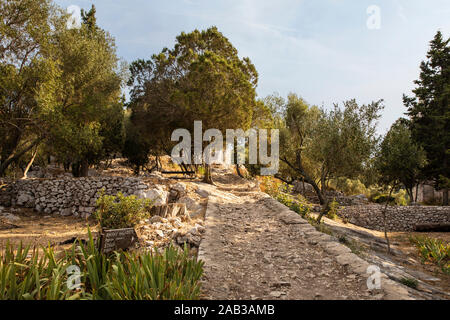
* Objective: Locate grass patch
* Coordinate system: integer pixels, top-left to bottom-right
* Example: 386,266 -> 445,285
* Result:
410,236 -> 450,274
399,278 -> 419,289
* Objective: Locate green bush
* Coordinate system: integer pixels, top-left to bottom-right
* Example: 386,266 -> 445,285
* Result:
371,189 -> 409,206
0,231 -> 204,300
410,236 -> 450,274
399,278 -> 419,289
275,191 -> 311,218
330,178 -> 368,196
94,190 -> 153,229
327,199 -> 340,220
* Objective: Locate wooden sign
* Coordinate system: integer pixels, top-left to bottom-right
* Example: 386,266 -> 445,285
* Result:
99,228 -> 138,254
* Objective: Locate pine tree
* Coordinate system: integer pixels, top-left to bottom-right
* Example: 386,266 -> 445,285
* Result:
404,31 -> 450,205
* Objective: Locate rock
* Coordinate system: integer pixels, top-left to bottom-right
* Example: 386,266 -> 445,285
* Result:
188,226 -> 200,236
176,235 -> 189,245
195,187 -> 210,198
269,291 -> 284,298
4,214 -> 20,222
187,234 -> 202,247
150,215 -> 164,224
171,219 -> 183,228
280,212 -> 307,225
137,186 -> 168,206
60,208 -> 72,217
178,196 -> 202,214
195,224 -> 206,234
17,192 -> 34,207
171,183 -> 187,195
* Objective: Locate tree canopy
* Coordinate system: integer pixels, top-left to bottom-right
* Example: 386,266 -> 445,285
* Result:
404,31 -> 450,204
126,27 -> 260,180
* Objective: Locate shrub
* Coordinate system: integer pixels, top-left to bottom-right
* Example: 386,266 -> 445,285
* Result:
399,278 -> 419,289
94,190 -> 153,229
371,189 -> 409,206
0,231 -> 204,300
410,236 -> 450,274
330,178 -> 368,196
327,198 -> 340,220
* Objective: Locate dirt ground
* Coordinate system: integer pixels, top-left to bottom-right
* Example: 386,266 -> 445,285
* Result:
312,213 -> 450,297
0,208 -> 96,252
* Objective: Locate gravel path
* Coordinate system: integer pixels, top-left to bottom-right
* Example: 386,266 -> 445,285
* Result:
198,189 -> 389,300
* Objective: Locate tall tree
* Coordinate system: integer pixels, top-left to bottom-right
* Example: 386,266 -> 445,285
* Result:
0,0 -> 56,176
277,94 -> 383,222
127,27 -> 259,183
376,119 -> 427,202
309,100 -> 383,192
43,5 -> 124,177
404,31 -> 450,205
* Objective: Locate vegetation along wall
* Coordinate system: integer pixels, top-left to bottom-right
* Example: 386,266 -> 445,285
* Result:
338,205 -> 450,231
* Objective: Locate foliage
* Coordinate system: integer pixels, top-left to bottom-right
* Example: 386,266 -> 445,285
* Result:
375,120 -> 426,202
122,112 -> 151,174
105,245 -> 203,300
43,5 -> 124,177
260,177 -> 312,218
330,178 -> 368,196
327,199 -> 340,220
337,235 -> 366,256
399,278 -> 418,289
404,31 -> 450,203
94,191 -> 153,229
0,0 -> 57,176
0,231 -> 204,300
276,93 -> 383,221
126,27 -> 260,182
410,236 -> 450,274
0,2 -> 125,177
370,189 -> 409,206
309,100 -> 384,191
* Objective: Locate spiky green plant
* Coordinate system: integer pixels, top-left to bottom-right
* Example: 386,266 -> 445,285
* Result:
0,230 -> 204,300
410,236 -> 450,274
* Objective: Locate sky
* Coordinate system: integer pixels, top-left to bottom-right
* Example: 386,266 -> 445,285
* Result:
55,0 -> 450,134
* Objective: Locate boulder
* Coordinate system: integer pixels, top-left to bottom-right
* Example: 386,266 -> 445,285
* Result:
137,186 -> 168,206
17,192 -> 34,207
195,187 -> 210,198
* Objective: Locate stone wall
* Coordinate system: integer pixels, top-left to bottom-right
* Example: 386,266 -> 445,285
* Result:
292,181 -> 369,206
0,177 -> 168,218
338,205 -> 450,231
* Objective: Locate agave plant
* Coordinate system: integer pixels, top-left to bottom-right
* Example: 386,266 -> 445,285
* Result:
0,230 -> 204,300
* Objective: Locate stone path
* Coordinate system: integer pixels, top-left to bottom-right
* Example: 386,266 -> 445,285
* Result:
198,178 -> 413,300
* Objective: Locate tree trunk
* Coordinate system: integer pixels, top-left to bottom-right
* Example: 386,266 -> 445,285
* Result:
443,189 -> 449,206
21,147 -> 38,180
72,159 -> 89,177
382,186 -> 394,255
71,162 -> 80,177
79,159 -> 89,177
415,183 -> 419,202
236,164 -> 243,178
203,164 -> 214,184
0,139 -> 41,177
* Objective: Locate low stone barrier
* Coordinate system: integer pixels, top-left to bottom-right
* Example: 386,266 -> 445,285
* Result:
338,205 -> 450,231
0,177 -> 168,218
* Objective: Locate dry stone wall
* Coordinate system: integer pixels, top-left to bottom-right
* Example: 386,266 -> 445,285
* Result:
338,205 -> 450,231
0,177 -> 168,218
